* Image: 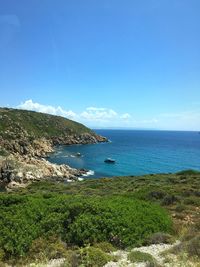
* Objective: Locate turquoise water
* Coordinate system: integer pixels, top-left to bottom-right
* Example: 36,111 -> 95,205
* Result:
48,130 -> 200,178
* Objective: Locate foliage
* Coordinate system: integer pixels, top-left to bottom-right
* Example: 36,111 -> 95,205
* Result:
65,197 -> 172,248
0,193 -> 172,260
0,171 -> 200,264
93,242 -> 116,253
28,236 -> 67,261
128,251 -> 158,266
79,246 -> 112,267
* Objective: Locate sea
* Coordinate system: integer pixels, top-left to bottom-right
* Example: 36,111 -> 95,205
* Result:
48,130 -> 200,178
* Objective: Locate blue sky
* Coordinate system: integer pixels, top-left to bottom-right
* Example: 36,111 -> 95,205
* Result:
0,0 -> 200,130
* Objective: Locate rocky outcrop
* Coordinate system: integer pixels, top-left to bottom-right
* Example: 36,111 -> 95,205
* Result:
0,126 -> 107,158
0,133 -> 107,157
52,133 -> 107,146
0,155 -> 87,191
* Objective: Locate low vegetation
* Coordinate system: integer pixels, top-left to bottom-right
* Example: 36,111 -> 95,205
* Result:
0,170 -> 199,266
79,246 -> 113,267
128,251 -> 158,266
0,108 -> 93,139
0,193 -> 171,261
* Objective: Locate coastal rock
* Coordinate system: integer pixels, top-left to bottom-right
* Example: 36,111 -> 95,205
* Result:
0,154 -> 85,190
52,133 -> 107,145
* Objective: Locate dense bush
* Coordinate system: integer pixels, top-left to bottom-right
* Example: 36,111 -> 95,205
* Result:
0,194 -> 172,260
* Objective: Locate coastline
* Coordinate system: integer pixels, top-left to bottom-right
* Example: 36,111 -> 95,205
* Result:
0,134 -> 107,191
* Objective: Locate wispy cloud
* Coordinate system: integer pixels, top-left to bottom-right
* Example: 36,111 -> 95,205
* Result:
17,100 -> 77,119
81,107 -> 118,122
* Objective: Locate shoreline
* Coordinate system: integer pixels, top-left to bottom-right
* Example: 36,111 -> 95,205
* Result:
0,134 -> 108,191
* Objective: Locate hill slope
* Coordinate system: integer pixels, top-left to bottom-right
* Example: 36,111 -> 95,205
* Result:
0,108 -> 107,156
0,108 -> 93,138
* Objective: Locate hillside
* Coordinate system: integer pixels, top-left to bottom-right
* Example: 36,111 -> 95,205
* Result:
0,108 -> 95,137
0,108 -> 107,190
0,108 -> 106,155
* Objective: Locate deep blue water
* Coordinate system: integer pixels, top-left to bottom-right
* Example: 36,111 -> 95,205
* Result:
48,130 -> 200,178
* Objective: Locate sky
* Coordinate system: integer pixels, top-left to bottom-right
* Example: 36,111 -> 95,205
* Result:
0,0 -> 200,130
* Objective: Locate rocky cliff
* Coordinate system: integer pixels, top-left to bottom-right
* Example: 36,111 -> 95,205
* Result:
0,108 -> 107,190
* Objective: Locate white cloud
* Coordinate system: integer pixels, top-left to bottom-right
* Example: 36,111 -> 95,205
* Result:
80,107 -> 118,122
17,100 -> 77,119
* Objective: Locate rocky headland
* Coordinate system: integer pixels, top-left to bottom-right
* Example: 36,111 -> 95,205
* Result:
0,108 -> 107,190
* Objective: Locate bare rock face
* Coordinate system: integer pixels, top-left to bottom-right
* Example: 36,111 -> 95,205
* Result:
0,155 -> 85,191
0,132 -> 107,157
51,133 -> 107,145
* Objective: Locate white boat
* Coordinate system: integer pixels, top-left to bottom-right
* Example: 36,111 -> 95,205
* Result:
104,158 -> 116,163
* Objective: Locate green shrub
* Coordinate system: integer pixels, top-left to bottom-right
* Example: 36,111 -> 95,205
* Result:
128,251 -> 158,266
0,194 -> 172,259
79,246 -> 112,267
65,197 -> 172,248
93,242 -> 116,253
28,236 -> 67,261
